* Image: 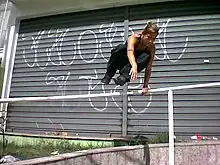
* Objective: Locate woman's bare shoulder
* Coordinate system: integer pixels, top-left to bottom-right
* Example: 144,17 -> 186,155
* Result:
131,32 -> 141,38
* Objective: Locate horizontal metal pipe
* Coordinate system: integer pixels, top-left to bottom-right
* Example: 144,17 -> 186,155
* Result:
0,82 -> 219,103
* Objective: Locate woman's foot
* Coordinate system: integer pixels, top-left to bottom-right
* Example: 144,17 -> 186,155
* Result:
113,75 -> 128,86
101,74 -> 112,84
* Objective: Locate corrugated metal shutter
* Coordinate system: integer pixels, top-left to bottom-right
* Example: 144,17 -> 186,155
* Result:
7,8 -> 126,137
6,0 -> 220,139
128,1 -> 220,138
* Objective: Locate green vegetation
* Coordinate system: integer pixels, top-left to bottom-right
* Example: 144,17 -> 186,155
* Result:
0,136 -> 114,160
114,133 -> 169,146
0,133 -> 170,160
0,66 -> 170,161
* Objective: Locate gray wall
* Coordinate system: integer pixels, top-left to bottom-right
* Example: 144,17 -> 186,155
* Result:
6,1 -> 220,139
5,141 -> 220,165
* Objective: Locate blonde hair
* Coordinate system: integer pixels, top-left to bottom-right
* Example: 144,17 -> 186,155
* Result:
143,22 -> 159,35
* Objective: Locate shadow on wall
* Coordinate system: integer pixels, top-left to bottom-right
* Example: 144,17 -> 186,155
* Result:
86,144 -> 150,165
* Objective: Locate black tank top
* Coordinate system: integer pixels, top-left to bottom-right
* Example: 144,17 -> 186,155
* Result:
126,33 -> 148,53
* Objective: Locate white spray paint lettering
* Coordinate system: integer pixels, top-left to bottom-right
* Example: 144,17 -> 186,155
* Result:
22,18 -> 189,113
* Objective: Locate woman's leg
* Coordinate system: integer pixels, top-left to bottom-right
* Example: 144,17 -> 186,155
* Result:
113,52 -> 150,86
101,44 -> 127,84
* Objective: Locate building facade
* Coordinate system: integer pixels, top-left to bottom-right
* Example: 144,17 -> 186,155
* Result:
0,0 -> 220,139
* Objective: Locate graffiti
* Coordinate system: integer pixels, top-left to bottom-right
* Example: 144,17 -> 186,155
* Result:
156,18 -> 189,62
47,28 -> 70,66
21,18 -> 189,113
78,30 -> 99,63
99,22 -> 118,48
22,28 -> 72,68
22,31 -> 48,69
99,23 -> 118,61
111,79 -> 153,113
79,69 -> 108,111
45,71 -> 70,107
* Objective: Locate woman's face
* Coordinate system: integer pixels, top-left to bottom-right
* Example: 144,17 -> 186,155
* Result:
142,31 -> 157,46
142,26 -> 158,46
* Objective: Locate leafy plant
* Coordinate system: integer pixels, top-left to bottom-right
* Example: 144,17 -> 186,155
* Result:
114,133 -> 169,147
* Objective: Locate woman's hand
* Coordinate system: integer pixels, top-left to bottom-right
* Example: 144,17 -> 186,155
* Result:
129,66 -> 138,80
142,87 -> 149,96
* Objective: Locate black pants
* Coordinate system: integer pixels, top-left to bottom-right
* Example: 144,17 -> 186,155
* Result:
105,44 -> 150,80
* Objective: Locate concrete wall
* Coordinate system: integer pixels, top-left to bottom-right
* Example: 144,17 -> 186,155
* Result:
4,141 -> 220,165
13,0 -> 175,19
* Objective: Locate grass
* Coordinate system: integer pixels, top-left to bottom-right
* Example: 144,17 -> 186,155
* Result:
0,132 -> 170,161
0,135 -> 114,160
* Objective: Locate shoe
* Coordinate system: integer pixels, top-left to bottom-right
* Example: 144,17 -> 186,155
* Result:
101,74 -> 112,85
113,75 -> 128,86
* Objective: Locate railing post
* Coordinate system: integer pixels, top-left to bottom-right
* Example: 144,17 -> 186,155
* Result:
0,0 -> 9,47
122,6 -> 129,136
168,90 -> 174,165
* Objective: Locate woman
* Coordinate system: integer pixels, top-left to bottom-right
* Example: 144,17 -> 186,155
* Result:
101,22 -> 159,95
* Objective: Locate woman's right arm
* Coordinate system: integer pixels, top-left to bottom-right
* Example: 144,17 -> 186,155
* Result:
127,34 -> 140,80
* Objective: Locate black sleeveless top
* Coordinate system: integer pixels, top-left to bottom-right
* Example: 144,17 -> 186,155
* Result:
126,33 -> 149,53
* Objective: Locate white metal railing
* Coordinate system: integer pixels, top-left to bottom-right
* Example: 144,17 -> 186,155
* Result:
0,0 -> 9,43
0,82 -> 220,165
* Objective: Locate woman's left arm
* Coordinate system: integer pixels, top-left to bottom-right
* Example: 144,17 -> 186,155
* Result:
142,45 -> 155,95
